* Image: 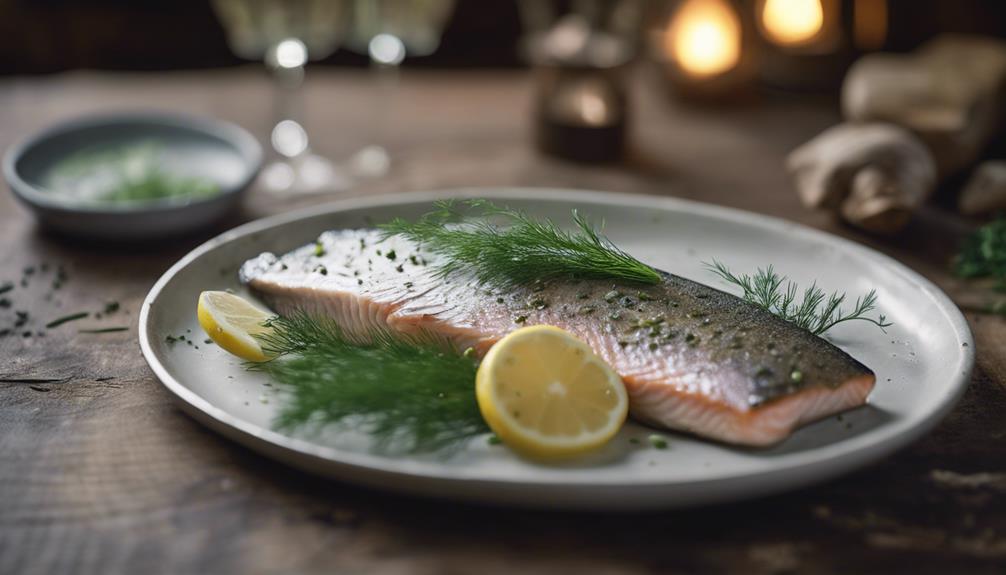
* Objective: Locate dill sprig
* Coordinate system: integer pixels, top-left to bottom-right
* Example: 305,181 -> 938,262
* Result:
249,313 -> 487,454
706,260 -> 891,336
379,199 -> 661,287
954,215 -> 1006,290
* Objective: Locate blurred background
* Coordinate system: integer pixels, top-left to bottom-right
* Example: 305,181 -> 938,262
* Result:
2,0 -> 1005,74
3,0 -> 1006,232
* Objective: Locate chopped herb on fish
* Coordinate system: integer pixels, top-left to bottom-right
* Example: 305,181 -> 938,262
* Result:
707,261 -> 891,336
380,200 -> 661,287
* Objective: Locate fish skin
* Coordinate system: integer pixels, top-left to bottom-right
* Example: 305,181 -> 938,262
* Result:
240,229 -> 876,446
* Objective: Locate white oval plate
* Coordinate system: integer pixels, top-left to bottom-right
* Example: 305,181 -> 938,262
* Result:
139,189 -> 973,510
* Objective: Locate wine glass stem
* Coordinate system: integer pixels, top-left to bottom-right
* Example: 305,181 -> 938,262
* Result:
268,40 -> 309,159
370,59 -> 399,152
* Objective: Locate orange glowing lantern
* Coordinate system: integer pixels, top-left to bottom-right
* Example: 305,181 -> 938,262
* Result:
654,0 -> 755,99
761,0 -> 824,46
754,0 -> 888,89
757,0 -> 839,52
668,0 -> 742,77
652,0 -> 889,96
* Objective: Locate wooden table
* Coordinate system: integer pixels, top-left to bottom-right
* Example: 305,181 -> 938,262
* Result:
1,68 -> 1003,574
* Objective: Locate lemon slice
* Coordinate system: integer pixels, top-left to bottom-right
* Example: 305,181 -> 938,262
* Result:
197,291 -> 275,362
476,325 -> 628,459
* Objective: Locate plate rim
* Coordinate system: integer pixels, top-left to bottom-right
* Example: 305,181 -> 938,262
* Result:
138,188 -> 974,505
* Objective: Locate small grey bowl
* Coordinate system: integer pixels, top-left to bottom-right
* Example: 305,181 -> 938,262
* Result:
3,112 -> 262,241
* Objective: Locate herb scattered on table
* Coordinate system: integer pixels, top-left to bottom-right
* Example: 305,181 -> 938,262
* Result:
79,327 -> 129,334
44,312 -> 90,329
251,313 -> 489,454
959,300 -> 1006,316
380,199 -> 661,288
707,260 -> 891,336
954,216 -> 1006,315
955,215 -> 1006,287
52,266 -> 68,290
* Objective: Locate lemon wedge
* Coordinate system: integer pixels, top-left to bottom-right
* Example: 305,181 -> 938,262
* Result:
476,325 -> 628,459
197,291 -> 275,362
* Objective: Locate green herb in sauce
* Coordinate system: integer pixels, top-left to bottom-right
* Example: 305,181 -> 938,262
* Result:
46,141 -> 220,204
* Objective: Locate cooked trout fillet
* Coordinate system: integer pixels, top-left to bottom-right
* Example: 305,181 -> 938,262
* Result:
240,230 -> 875,446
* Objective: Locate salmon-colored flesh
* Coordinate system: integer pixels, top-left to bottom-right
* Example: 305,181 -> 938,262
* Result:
240,229 -> 876,446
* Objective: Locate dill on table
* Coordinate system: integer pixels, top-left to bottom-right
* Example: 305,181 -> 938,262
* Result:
380,199 -> 661,287
953,215 -> 1006,315
955,215 -> 1006,289
45,311 -> 90,329
707,260 -> 891,336
250,313 -> 488,454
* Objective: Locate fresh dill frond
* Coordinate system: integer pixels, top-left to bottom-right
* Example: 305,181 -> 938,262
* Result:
249,313 -> 487,454
379,199 -> 661,287
954,215 -> 1006,290
706,260 -> 891,336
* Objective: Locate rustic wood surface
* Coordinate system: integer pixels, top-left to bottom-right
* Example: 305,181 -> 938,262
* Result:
0,68 -> 1003,574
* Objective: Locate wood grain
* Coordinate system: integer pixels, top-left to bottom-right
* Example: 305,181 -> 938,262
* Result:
0,68 -> 1003,574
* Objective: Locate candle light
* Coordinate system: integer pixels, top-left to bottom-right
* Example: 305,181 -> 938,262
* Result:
755,0 -> 848,89
653,0 -> 754,100
760,0 -> 824,46
667,0 -> 741,77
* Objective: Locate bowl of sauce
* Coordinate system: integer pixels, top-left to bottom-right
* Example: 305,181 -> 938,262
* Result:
3,112 -> 261,240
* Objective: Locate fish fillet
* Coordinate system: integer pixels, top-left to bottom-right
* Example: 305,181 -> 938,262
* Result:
240,229 -> 875,446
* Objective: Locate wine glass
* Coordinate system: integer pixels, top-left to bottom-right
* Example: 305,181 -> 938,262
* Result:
341,0 -> 457,178
213,0 -> 353,194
